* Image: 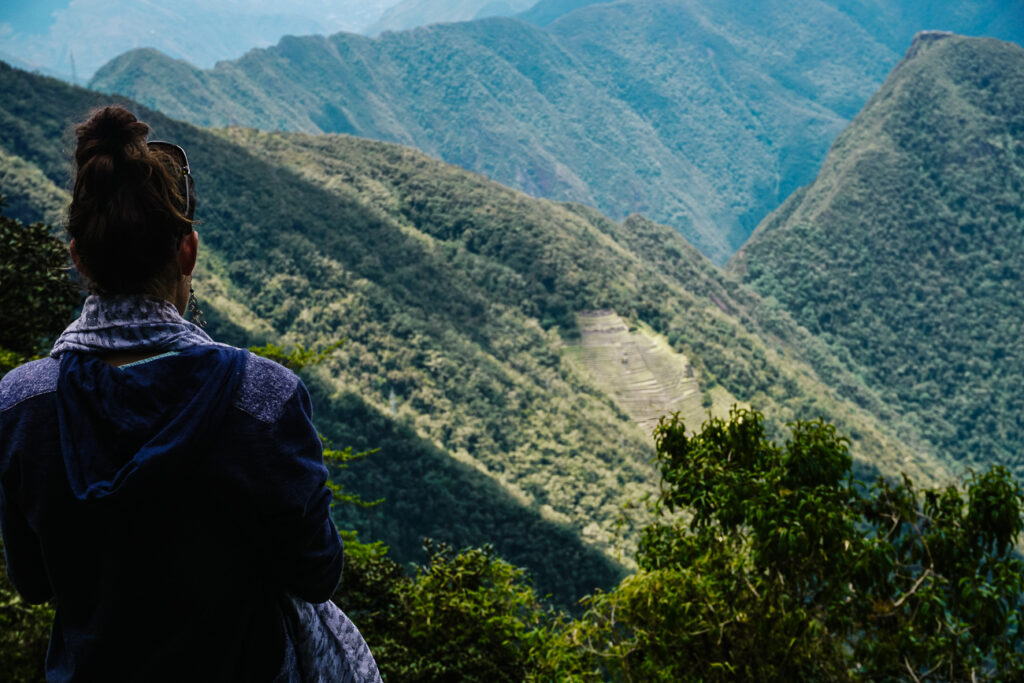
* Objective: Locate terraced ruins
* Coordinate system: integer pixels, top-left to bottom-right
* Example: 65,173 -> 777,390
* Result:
569,310 -> 737,435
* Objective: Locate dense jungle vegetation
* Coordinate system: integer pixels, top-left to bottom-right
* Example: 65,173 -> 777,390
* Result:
731,35 -> 1024,478
0,59 -> 949,610
87,1 -> 1024,263
4,26 -> 1024,679
331,407 -> 1024,681
2,225 -> 1021,679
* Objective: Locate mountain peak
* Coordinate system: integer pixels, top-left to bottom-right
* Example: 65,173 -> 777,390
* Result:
732,34 -> 1024,476
903,29 -> 955,60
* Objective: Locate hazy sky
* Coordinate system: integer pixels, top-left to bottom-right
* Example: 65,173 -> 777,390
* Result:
0,0 -> 396,80
1,0 -> 71,34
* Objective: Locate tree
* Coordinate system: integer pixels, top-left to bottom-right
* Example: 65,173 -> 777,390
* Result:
334,540 -> 556,682
0,195 -> 77,681
0,539 -> 55,683
0,194 -> 78,373
555,408 -> 1024,680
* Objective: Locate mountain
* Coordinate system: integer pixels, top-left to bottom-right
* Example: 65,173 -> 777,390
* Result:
729,34 -> 1024,476
520,0 -> 1024,42
0,48 -> 79,85
81,2 -> 874,263
367,0 -> 535,35
1,61 -> 951,603
86,0 -> 1024,264
516,0 -> 598,25
0,0 -> 397,81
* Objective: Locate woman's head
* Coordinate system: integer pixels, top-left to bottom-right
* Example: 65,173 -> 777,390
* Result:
67,105 -> 196,297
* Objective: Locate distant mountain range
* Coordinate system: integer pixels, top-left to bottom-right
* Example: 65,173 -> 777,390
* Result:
730,33 -> 1024,476
367,0 -> 536,35
520,0 -> 1024,40
0,57 -> 944,602
86,0 -> 1024,263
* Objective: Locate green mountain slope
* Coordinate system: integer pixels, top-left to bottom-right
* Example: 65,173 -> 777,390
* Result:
86,1 -> 1024,264
85,2 -> 902,263
1,62 -> 949,602
521,0 -> 1024,47
730,34 -> 1024,475
218,125 -> 946,481
367,0 -> 535,35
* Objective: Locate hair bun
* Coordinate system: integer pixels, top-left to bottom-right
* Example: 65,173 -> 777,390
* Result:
69,105 -> 194,295
75,106 -> 150,164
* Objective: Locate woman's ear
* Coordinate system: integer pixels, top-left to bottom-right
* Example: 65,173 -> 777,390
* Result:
69,238 -> 88,278
179,231 -> 198,277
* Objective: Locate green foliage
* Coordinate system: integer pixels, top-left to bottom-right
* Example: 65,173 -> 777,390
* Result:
732,35 -> 1024,477
334,539 -> 557,682
392,541 -> 546,679
0,538 -> 52,683
556,409 -> 1024,680
0,199 -> 72,682
247,340 -> 344,372
321,440 -> 384,511
0,347 -> 33,376
334,409 -> 1024,680
0,147 -> 68,228
0,193 -> 78,360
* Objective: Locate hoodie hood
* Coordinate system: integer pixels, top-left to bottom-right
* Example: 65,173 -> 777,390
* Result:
53,295 -> 248,501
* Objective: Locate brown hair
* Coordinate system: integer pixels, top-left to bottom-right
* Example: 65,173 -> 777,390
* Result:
67,106 -> 195,294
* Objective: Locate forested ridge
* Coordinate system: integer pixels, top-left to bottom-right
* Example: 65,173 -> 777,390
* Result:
731,34 -> 1024,478
0,55 -> 952,605
3,25 -> 1024,680
87,0 -> 1021,264
366,0 -> 536,35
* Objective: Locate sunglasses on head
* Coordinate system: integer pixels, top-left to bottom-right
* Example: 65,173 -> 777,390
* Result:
147,140 -> 194,219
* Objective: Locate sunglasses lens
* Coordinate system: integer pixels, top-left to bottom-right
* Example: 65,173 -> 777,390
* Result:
147,141 -> 193,218
148,141 -> 188,171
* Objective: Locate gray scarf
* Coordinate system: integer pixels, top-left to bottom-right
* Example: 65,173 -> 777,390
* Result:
51,294 -> 213,359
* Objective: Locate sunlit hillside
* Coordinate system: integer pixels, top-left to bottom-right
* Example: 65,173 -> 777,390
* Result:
0,59 -> 954,603
731,33 -> 1024,476
86,0 -> 1024,264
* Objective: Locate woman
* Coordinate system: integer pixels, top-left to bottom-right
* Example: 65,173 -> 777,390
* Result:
0,106 -> 379,681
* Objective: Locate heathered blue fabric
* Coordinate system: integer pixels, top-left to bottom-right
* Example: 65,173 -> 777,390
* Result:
0,356 -> 60,409
236,354 -> 300,424
0,296 -> 343,682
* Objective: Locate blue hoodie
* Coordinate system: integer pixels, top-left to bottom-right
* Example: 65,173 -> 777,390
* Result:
0,295 -> 344,682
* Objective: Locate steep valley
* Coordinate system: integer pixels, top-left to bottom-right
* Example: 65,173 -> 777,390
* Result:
85,1 -> 1024,264
1,61 -> 952,604
731,33 -> 1024,478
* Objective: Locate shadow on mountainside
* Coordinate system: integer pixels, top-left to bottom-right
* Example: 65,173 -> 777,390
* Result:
306,377 -> 628,611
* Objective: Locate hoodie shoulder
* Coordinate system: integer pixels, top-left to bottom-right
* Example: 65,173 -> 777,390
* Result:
0,357 -> 60,411
233,352 -> 301,424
